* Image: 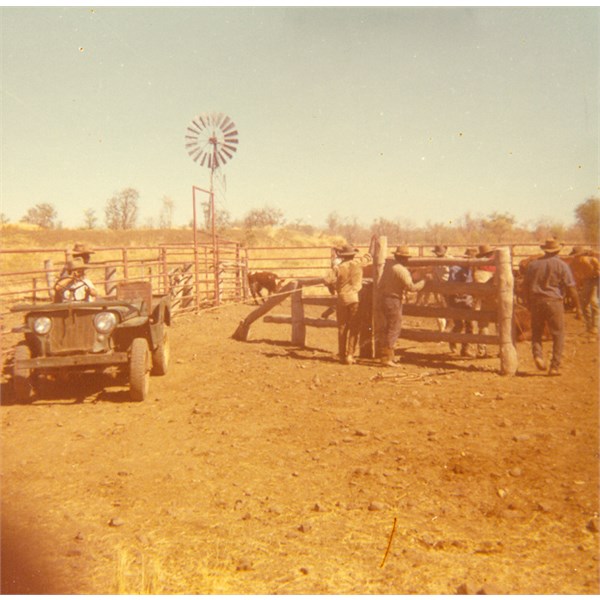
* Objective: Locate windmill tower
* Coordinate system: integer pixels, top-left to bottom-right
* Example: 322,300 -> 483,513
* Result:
184,112 -> 239,307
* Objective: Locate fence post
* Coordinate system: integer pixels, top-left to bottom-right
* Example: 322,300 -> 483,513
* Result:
105,266 -> 117,297
370,235 -> 387,359
291,281 -> 306,346
44,259 -> 55,300
496,247 -> 518,375
161,247 -> 169,295
122,248 -> 129,281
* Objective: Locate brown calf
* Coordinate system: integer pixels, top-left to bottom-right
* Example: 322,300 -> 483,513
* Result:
248,271 -> 281,304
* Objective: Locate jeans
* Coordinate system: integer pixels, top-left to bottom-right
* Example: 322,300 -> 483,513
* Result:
579,278 -> 599,331
531,298 -> 565,370
336,300 -> 360,358
381,295 -> 403,349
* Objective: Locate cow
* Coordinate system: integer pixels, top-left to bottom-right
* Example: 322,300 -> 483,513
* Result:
247,271 -> 281,304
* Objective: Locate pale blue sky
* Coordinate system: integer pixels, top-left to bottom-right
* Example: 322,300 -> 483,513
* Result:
1,6 -> 598,229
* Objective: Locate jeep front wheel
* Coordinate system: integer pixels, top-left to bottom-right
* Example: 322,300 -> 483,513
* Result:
151,325 -> 170,376
129,338 -> 150,402
13,343 -> 33,402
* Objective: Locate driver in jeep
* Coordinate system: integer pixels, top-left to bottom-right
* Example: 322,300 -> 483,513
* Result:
54,257 -> 98,302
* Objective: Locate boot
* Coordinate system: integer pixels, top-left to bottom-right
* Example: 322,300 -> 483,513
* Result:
380,347 -> 400,367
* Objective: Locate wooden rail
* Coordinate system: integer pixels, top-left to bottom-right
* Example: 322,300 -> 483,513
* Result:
233,237 -> 519,375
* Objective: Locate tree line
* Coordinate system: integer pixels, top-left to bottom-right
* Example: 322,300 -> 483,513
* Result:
2,188 -> 598,245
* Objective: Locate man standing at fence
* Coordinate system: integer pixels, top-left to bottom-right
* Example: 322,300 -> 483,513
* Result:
473,244 -> 496,358
378,245 -> 426,367
523,239 -> 582,376
323,242 -> 373,365
568,246 -> 599,334
447,248 -> 477,357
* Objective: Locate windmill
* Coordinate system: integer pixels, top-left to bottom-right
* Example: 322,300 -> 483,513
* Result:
185,112 -> 239,231
184,112 -> 239,308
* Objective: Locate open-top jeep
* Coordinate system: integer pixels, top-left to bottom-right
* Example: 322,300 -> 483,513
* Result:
10,281 -> 170,402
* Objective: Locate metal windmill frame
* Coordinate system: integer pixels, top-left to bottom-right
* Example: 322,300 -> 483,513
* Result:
185,113 -> 239,308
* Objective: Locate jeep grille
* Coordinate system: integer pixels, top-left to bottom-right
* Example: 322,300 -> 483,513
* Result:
45,311 -> 97,354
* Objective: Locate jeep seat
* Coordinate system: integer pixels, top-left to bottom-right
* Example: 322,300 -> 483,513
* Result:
116,281 -> 153,315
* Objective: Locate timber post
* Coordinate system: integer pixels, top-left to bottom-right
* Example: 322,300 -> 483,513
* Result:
496,247 -> 518,375
44,259 -> 55,300
369,235 -> 387,359
290,281 -> 306,346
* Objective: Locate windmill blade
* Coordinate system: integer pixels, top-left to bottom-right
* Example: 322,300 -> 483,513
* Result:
185,112 -> 238,168
191,147 -> 204,162
214,113 -> 225,128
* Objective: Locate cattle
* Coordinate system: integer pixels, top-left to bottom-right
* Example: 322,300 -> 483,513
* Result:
247,271 -> 281,304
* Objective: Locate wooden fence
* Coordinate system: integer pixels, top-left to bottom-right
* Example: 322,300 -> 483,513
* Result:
0,239 -> 592,321
233,236 -> 519,375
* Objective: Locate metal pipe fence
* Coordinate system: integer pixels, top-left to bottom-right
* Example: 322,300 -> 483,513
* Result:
0,241 -> 594,320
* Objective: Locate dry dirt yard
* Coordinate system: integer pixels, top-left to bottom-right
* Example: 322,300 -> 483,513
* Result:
1,301 -> 598,594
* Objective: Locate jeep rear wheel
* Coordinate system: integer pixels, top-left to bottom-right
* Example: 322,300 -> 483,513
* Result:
151,325 -> 170,376
130,338 -> 150,402
13,344 -> 33,402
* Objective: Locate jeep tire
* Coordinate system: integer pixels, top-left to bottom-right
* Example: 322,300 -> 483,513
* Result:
130,338 -> 150,402
151,325 -> 170,376
13,343 -> 33,402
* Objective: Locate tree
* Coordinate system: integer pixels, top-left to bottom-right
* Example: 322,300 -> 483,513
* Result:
243,205 -> 285,229
480,212 -> 516,242
370,217 -> 404,241
0,213 -> 9,225
105,188 -> 139,230
159,196 -> 175,229
83,209 -> 97,229
21,203 -> 57,228
575,197 -> 599,244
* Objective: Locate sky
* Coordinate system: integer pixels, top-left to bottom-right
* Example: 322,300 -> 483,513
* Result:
1,6 -> 598,230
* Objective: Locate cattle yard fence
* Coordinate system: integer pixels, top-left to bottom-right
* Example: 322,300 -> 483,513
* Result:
0,240 -> 591,323
233,237 -> 520,375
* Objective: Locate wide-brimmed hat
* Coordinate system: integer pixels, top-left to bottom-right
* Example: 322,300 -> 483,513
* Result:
432,244 -> 447,257
476,244 -> 495,258
73,242 -> 95,256
393,245 -> 412,258
569,246 -> 584,256
463,248 -> 478,258
335,244 -> 358,257
70,257 -> 86,271
540,239 -> 563,254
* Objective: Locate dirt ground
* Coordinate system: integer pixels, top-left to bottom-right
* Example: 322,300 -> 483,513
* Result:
1,300 -> 598,594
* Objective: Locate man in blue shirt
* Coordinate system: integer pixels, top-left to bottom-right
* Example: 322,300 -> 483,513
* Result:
447,249 -> 476,357
523,239 -> 582,376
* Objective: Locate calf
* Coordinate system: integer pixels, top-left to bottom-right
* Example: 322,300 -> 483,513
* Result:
248,271 -> 281,304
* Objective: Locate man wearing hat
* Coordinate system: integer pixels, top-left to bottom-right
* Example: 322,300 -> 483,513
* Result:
54,257 -> 98,302
59,242 -> 95,278
568,246 -> 599,334
323,242 -> 373,365
523,239 -> 582,375
377,245 -> 426,367
446,249 -> 476,356
473,244 -> 497,357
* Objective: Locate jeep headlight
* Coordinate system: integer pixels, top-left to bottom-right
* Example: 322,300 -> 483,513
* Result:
33,316 -> 52,335
94,312 -> 117,333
